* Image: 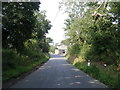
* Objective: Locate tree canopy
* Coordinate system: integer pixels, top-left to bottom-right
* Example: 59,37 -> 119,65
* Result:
2,2 -> 52,53
61,1 -> 120,65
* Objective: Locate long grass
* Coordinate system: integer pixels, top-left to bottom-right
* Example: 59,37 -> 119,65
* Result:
74,62 -> 118,88
2,49 -> 50,83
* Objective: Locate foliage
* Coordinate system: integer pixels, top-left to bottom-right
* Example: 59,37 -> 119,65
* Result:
2,2 -> 52,83
49,45 -> 56,53
2,2 -> 52,53
2,47 -> 46,70
2,49 -> 21,70
34,11 -> 52,53
2,2 -> 40,50
2,49 -> 49,82
62,1 -> 119,88
46,37 -> 53,44
61,39 -> 69,46
67,43 -> 80,56
61,1 -> 120,65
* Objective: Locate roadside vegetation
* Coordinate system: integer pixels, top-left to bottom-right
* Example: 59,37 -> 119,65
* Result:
60,1 -> 119,88
49,45 -> 56,54
2,2 -> 52,84
74,62 -> 118,88
2,49 -> 49,82
67,56 -> 119,88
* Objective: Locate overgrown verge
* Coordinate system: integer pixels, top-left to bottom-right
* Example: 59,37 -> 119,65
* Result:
2,2 -> 52,86
2,49 -> 50,84
75,62 -> 118,88
67,55 -> 119,88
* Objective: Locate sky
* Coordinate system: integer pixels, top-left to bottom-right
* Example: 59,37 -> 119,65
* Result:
40,0 -> 68,44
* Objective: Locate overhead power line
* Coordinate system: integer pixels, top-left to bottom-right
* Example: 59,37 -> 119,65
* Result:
52,9 -> 60,24
52,0 -> 63,24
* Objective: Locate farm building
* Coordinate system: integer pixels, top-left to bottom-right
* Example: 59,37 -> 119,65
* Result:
55,44 -> 67,55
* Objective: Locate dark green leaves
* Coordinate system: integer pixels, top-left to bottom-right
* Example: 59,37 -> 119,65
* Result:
2,2 -> 40,50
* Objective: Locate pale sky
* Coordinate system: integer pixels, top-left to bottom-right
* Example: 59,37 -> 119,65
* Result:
40,0 -> 68,44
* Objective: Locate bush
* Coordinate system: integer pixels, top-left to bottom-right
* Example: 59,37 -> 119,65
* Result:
49,45 -> 56,53
2,49 -> 22,70
79,44 -> 92,60
90,33 -> 118,64
86,65 -> 100,78
2,48 -> 47,70
20,47 -> 44,60
67,43 -> 81,56
2,48 -> 50,82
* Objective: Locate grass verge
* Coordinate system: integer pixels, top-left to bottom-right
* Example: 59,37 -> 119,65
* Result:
74,62 -> 118,88
3,56 -> 49,82
2,49 -> 50,85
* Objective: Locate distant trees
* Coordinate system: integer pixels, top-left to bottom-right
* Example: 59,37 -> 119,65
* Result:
46,37 -> 53,44
61,1 -> 120,65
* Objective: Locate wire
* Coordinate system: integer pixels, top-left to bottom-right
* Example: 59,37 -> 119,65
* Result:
52,9 -> 60,24
52,0 -> 63,24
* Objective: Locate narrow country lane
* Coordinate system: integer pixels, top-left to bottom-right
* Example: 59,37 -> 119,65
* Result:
11,54 -> 108,88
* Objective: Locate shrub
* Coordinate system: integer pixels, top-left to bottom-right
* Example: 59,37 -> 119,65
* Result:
2,48 -> 50,82
79,44 -> 92,60
50,45 -> 56,53
67,43 -> 81,56
2,49 -> 21,70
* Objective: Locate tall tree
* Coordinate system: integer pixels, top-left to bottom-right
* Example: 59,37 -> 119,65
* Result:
2,2 -> 40,51
62,1 -> 119,64
34,11 -> 52,53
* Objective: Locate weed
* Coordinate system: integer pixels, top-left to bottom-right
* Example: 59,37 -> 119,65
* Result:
74,62 -> 118,88
2,49 -> 49,83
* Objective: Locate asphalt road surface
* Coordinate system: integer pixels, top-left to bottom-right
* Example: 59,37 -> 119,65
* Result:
11,54 -> 108,88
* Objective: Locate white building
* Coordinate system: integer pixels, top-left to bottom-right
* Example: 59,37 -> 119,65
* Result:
55,44 -> 67,55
